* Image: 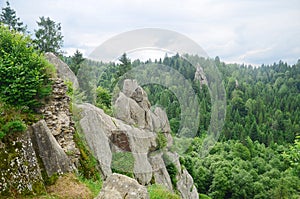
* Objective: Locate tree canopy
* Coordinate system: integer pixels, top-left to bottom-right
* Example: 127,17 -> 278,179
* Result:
34,16 -> 63,55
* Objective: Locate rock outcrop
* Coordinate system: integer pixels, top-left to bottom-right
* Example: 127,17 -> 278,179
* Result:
76,103 -> 156,184
96,173 -> 149,199
77,79 -> 199,198
40,78 -> 80,165
45,52 -> 79,88
0,130 -> 45,195
0,54 -> 80,196
31,120 -> 74,176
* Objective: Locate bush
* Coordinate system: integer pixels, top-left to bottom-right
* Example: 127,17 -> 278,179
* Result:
0,25 -> 55,110
156,132 -> 167,149
0,120 -> 26,139
148,184 -> 180,199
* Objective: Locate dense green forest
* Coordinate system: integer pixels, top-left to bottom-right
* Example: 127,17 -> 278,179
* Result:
73,54 -> 300,199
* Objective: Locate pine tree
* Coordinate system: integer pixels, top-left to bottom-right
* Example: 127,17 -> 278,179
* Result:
34,16 -> 63,55
0,1 -> 27,33
70,49 -> 85,75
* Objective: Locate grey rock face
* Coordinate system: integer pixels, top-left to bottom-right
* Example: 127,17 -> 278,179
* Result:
149,152 -> 173,191
96,173 -> 149,199
45,52 -> 79,88
77,79 -> 198,197
32,120 -> 74,176
76,103 -> 113,178
0,130 -> 45,195
40,78 -> 80,166
166,151 -> 199,199
76,103 -> 156,184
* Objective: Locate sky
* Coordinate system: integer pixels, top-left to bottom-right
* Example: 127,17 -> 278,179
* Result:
1,0 -> 300,65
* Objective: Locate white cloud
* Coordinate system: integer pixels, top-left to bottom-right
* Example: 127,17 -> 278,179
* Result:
3,0 -> 300,65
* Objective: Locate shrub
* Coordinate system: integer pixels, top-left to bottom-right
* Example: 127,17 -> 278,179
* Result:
156,131 -> 167,149
0,25 -> 55,110
148,184 -> 180,199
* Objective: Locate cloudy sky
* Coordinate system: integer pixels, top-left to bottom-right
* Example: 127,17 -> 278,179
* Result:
1,0 -> 299,65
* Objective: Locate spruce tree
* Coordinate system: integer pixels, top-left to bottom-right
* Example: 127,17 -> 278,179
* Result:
0,1 -> 27,33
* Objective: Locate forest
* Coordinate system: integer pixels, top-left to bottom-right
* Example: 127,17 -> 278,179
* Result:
1,1 -> 299,198
70,53 -> 300,199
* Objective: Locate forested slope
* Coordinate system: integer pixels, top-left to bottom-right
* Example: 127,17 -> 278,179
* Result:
75,54 -> 300,199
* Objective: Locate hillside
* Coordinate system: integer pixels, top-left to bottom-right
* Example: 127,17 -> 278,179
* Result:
0,24 -> 299,199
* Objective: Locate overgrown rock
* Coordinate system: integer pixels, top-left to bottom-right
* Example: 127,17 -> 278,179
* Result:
96,173 -> 149,199
40,78 -> 80,166
0,130 -> 45,196
45,52 -> 79,88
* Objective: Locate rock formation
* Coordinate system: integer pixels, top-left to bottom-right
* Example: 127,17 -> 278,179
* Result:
96,173 -> 149,199
0,53 -> 80,196
45,52 -> 79,88
77,79 -> 199,198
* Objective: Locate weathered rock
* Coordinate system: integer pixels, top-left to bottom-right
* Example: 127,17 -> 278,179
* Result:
96,173 -> 149,199
194,64 -> 208,88
166,151 -> 199,199
77,103 -> 156,184
32,120 -> 74,177
40,78 -> 80,166
177,169 -> 199,199
123,79 -> 139,97
45,52 -> 79,88
76,103 -> 113,178
148,152 -> 173,190
0,130 -> 45,195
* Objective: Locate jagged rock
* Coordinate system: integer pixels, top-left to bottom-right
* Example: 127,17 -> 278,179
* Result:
123,79 -> 139,97
45,52 -> 79,88
148,152 -> 173,190
77,103 -> 156,184
115,92 -> 153,130
31,120 -> 74,177
0,130 -> 45,195
77,79 -> 198,197
194,64 -> 207,88
166,152 -> 199,199
96,173 -> 149,199
177,169 -> 199,199
40,78 -> 80,165
76,103 -> 113,178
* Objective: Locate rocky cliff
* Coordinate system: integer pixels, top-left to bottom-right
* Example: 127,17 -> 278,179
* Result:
0,54 -> 198,198
0,54 -> 79,196
77,79 -> 199,199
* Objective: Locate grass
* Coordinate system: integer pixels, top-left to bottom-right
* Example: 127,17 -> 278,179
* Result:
148,184 -> 180,199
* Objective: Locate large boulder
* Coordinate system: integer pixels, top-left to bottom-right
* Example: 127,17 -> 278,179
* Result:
76,103 -> 156,184
96,173 -> 149,199
31,120 -> 74,176
45,52 -> 79,88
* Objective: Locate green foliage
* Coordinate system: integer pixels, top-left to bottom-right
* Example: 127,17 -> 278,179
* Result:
95,86 -> 112,114
78,174 -> 102,197
111,152 -> 134,178
0,25 -> 53,110
156,132 -> 168,149
1,120 -> 26,135
34,16 -> 63,55
0,1 -> 27,33
148,184 -> 180,199
182,139 -> 300,199
163,153 -> 178,190
69,49 -> 85,75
